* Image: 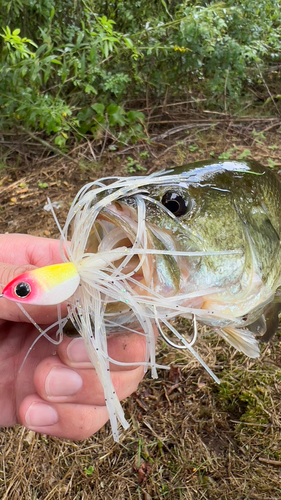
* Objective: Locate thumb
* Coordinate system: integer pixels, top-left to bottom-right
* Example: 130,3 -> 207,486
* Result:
0,262 -> 63,325
0,262 -> 35,289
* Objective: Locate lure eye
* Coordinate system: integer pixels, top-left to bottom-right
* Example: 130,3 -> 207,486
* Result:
161,191 -> 190,216
14,282 -> 31,298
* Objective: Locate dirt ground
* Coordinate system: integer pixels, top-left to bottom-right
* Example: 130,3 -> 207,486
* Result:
1,120 -> 281,499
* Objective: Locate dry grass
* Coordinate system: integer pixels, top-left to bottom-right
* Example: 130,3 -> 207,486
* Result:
1,339 -> 281,500
1,126 -> 281,499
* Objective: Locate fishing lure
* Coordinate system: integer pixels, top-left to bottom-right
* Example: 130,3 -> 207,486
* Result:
3,160 -> 276,441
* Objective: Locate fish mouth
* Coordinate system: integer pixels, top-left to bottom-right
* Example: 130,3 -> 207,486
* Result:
84,200 -> 181,299
85,202 -> 152,289
76,197 -> 242,321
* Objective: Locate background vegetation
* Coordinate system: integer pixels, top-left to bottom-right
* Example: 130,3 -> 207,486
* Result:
1,0 -> 281,150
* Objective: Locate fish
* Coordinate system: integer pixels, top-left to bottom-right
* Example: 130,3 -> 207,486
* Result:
2,159 -> 281,440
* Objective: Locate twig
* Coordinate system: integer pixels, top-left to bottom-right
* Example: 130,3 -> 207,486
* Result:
163,384 -> 172,406
87,139 -> 97,161
148,143 -> 179,165
17,126 -> 80,166
149,117 -> 279,124
258,457 -> 281,466
230,420 -> 270,427
151,123 -> 216,142
99,123 -> 109,160
0,178 -> 28,194
135,397 -> 149,412
203,110 -> 230,116
140,98 -> 207,112
257,64 -> 281,116
163,85 -> 169,112
260,121 -> 281,134
146,142 -> 157,159
224,68 -> 229,113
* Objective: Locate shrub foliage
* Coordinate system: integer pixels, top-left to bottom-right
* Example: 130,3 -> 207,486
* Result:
1,0 -> 281,145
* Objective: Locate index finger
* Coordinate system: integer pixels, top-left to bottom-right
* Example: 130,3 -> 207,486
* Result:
0,234 -> 63,267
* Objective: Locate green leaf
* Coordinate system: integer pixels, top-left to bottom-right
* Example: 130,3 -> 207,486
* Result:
123,37 -> 134,49
50,8 -> 55,21
268,158 -> 278,168
92,103 -> 105,115
84,84 -> 97,94
103,40 -> 109,58
107,104 -> 125,126
76,32 -> 84,46
238,149 -> 251,159
84,466 -> 94,477
54,135 -> 66,147
126,110 -> 145,123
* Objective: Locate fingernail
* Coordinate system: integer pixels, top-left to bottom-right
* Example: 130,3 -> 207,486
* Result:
67,338 -> 91,364
45,366 -> 83,397
25,403 -> 58,427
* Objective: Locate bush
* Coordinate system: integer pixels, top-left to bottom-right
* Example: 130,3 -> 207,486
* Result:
0,0 -> 280,146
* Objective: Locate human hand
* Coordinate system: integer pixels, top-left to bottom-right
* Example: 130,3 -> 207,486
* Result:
0,234 -> 147,440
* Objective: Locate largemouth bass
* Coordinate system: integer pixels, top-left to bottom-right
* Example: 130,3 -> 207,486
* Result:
2,159 -> 281,440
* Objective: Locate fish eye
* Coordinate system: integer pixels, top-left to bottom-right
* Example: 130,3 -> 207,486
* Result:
14,282 -> 31,298
161,191 -> 190,216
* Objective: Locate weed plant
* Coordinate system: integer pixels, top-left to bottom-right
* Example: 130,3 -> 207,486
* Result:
1,0 -> 281,147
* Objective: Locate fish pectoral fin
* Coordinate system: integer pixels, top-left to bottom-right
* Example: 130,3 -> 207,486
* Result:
258,302 -> 281,343
247,315 -> 266,336
219,326 -> 260,358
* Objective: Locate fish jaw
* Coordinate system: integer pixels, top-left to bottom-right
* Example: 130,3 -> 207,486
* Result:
2,262 -> 80,305
92,201 -> 194,297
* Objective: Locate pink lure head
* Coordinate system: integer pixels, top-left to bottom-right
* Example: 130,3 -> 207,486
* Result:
2,262 -> 80,306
